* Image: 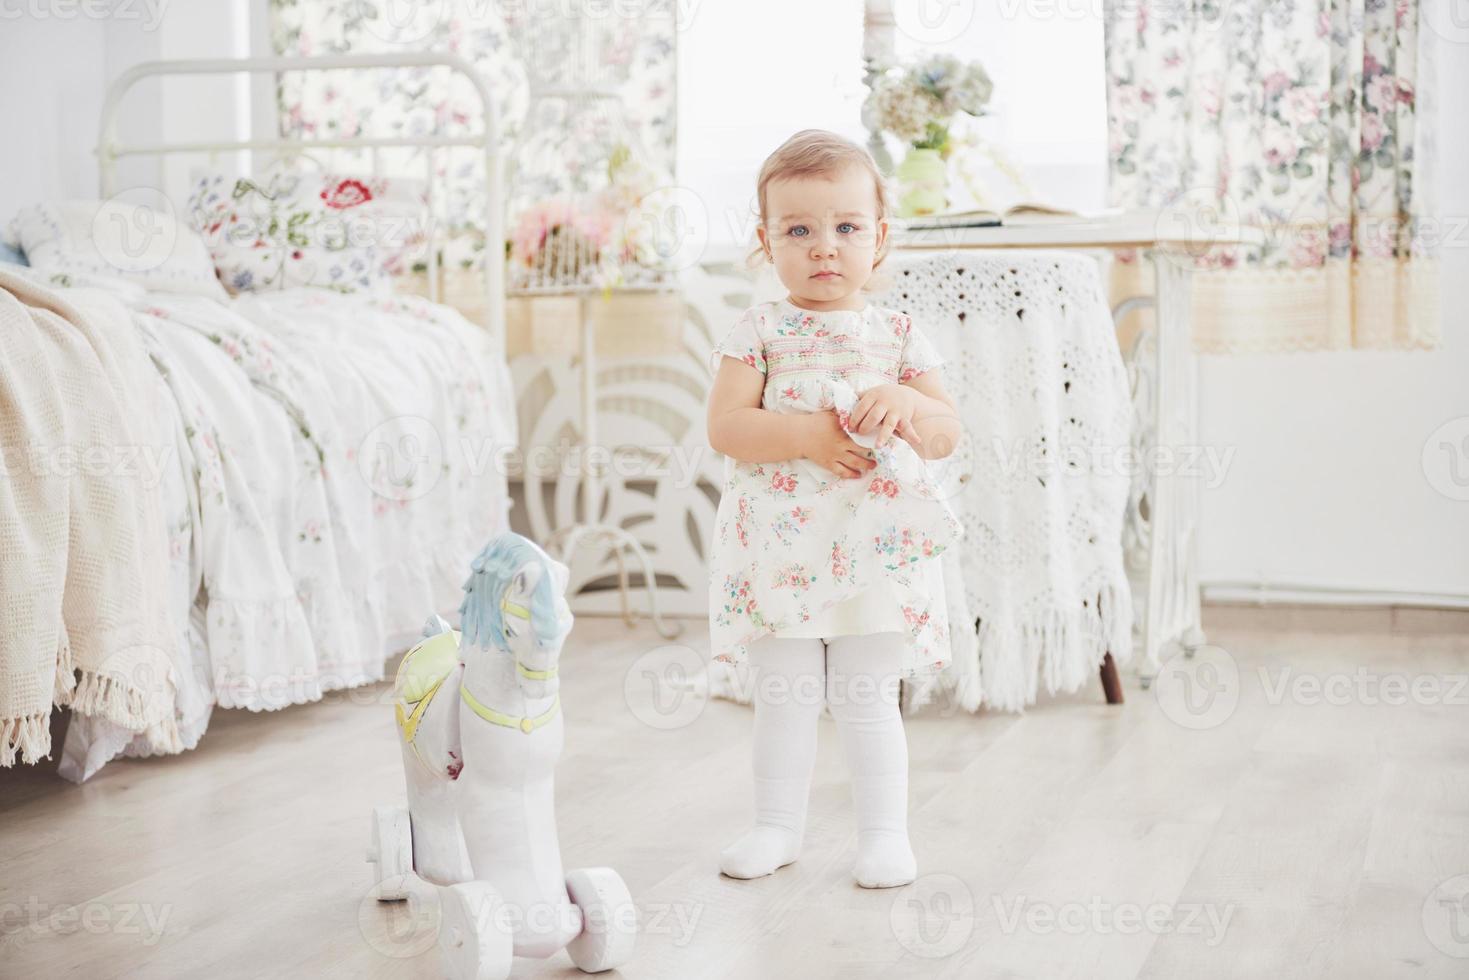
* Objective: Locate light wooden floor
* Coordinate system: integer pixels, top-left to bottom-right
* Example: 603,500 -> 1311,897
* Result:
3,609 -> 1468,979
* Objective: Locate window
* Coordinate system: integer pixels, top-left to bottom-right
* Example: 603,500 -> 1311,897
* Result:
678,0 -> 1108,254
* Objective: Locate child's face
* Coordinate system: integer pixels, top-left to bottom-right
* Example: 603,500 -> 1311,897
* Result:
757,164 -> 887,312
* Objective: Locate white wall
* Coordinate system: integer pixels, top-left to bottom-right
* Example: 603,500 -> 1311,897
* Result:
0,20 -> 109,221
676,0 -> 868,250
1194,29 -> 1468,606
0,0 -> 255,218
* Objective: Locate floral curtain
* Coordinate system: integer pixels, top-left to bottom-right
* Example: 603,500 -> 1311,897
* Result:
269,0 -> 677,268
1104,0 -> 1439,352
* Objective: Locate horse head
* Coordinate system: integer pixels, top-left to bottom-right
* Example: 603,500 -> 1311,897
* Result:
458,533 -> 573,707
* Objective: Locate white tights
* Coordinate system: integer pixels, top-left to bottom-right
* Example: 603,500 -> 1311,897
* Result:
718,632 -> 917,888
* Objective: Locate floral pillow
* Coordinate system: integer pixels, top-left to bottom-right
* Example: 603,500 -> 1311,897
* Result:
186,171 -> 428,295
7,200 -> 228,299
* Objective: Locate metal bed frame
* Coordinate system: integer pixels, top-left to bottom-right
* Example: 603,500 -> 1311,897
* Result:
95,52 -> 507,365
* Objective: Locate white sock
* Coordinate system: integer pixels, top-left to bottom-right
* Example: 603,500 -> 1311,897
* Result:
719,635 -> 826,879
826,633 -> 917,889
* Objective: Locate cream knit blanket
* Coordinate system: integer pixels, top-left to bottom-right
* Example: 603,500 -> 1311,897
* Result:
701,251 -> 1135,714
0,269 -> 180,765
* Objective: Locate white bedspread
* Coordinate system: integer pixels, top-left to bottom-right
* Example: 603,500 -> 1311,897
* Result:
41,282 -> 516,781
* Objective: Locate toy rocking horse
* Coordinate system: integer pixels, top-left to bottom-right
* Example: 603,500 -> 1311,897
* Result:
366,532 -> 637,979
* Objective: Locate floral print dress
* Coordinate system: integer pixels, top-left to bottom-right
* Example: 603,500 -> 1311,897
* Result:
707,298 -> 964,681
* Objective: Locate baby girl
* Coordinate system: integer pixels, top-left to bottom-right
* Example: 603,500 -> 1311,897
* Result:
705,129 -> 964,888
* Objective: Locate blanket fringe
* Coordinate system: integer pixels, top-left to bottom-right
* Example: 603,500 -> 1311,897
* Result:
1,633 -> 83,767
969,578 -> 1135,714
53,629 -> 77,702
62,668 -> 184,757
1,712 -> 53,767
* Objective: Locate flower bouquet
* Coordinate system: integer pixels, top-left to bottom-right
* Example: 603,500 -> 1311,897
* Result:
508,142 -> 671,292
862,53 -> 997,217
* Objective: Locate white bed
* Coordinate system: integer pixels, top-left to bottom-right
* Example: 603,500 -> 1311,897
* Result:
0,54 -> 517,782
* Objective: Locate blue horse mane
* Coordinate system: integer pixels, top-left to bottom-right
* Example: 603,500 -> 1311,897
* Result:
458,533 -> 562,652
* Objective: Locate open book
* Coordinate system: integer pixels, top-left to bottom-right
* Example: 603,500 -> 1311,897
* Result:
895,204 -> 1125,231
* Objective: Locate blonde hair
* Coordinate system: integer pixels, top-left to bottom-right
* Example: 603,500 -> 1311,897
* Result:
746,129 -> 894,290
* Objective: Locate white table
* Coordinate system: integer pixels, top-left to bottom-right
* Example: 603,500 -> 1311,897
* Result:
896,210 -> 1265,685
526,286 -> 686,641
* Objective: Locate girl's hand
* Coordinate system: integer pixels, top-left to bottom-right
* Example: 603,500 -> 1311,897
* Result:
799,410 -> 877,480
850,384 -> 924,451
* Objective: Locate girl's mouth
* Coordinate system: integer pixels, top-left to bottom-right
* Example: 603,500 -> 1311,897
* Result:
812,271 -> 840,280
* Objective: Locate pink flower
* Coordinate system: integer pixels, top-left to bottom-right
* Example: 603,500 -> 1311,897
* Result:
1361,112 -> 1385,152
1289,227 -> 1326,268
1263,121 -> 1297,168
508,196 -> 615,268
321,178 -> 372,210
867,477 -> 899,499
1262,71 -> 1291,99
1367,74 -> 1398,113
1199,80 -> 1222,120
1281,89 -> 1322,126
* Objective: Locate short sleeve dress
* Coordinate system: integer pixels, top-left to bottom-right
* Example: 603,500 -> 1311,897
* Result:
706,297 -> 964,681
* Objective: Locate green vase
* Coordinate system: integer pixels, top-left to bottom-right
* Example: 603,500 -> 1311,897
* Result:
895,147 -> 948,218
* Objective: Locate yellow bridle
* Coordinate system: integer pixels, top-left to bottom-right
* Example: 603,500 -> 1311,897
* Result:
459,684 -> 560,734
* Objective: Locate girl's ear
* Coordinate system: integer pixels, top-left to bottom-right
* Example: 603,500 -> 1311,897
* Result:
872,217 -> 889,265
756,224 -> 772,261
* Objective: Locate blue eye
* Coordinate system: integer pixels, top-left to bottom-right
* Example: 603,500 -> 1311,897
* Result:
788,225 -> 808,237
839,222 -> 858,233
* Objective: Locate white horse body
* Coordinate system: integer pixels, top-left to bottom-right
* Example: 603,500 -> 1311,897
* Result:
373,533 -> 632,977
456,704 -> 579,956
